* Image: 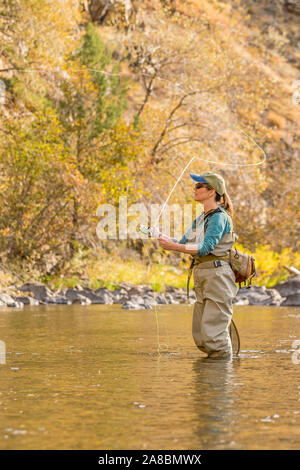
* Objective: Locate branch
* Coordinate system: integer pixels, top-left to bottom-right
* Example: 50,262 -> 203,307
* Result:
0,67 -> 22,73
22,187 -> 71,239
154,137 -> 204,163
150,83 -> 226,161
133,54 -> 185,119
136,67 -> 159,118
150,91 -> 199,158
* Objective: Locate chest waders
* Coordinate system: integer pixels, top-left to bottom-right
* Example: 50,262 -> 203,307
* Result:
187,208 -> 240,358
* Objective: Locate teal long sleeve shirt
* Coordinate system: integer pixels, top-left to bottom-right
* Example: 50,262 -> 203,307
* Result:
178,210 -> 232,256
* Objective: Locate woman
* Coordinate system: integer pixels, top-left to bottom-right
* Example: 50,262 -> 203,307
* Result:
158,171 -> 239,360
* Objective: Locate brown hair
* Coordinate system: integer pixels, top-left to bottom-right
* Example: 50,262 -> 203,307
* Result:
215,191 -> 234,218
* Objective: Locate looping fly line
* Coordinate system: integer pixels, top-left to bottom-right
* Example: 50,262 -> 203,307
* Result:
153,128 -> 267,228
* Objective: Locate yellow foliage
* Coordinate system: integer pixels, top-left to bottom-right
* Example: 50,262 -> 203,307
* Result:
235,243 -> 300,288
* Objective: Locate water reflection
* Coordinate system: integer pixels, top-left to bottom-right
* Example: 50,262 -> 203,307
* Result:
192,358 -> 239,449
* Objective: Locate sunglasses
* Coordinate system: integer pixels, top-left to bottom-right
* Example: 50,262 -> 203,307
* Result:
194,183 -> 211,189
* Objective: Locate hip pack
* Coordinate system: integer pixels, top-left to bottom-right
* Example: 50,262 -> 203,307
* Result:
229,247 -> 256,288
219,209 -> 256,288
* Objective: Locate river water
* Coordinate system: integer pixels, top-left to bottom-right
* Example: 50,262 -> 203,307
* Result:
0,304 -> 299,450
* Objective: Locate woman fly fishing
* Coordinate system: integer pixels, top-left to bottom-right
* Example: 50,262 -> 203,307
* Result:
158,171 -> 239,360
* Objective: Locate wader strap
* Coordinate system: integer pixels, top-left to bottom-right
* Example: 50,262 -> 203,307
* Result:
187,258 -> 195,301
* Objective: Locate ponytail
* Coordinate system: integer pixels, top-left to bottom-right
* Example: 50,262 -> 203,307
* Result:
215,191 -> 234,218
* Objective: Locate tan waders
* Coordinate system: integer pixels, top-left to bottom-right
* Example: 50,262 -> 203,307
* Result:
191,231 -> 239,359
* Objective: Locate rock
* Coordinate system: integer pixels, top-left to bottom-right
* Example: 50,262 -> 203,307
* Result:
233,298 -> 250,306
268,289 -> 286,306
273,276 -> 300,306
71,296 -> 92,305
117,282 -> 136,291
164,292 -> 179,304
122,301 -> 148,310
17,282 -> 75,305
108,289 -> 129,304
156,294 -> 168,305
74,284 -> 84,291
17,282 -> 53,301
280,293 -> 300,307
119,284 -> 196,309
172,293 -> 188,304
95,287 -> 110,296
43,297 -> 70,305
63,288 -> 87,303
234,285 -> 285,306
9,301 -> 24,308
14,296 -> 39,306
2,278 -> 294,309
0,293 -> 16,304
127,286 -> 155,297
0,293 -> 24,308
122,293 -> 157,310
77,290 -> 113,304
165,285 -> 179,294
273,276 -> 300,296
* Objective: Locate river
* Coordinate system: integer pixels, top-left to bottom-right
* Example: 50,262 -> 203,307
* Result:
0,304 -> 299,449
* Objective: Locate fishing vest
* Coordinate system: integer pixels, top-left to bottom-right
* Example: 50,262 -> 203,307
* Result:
186,207 -> 238,299
186,207 -> 238,258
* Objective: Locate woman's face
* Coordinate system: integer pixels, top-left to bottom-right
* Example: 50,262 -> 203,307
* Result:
193,183 -> 215,202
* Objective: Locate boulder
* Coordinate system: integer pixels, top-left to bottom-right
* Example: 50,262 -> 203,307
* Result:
0,293 -> 24,308
273,276 -> 300,294
77,290 -> 113,304
122,294 -> 157,310
280,293 -> 300,307
233,285 -> 285,306
156,294 -> 168,305
62,288 -> 87,303
122,301 -> 151,310
17,282 -> 53,301
272,276 -> 300,306
14,296 -> 39,306
70,296 -> 92,305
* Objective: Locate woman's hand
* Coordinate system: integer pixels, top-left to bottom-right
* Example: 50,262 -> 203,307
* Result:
158,237 -> 198,255
158,237 -> 177,251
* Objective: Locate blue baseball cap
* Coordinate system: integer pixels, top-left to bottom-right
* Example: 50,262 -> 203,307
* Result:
190,171 -> 226,195
190,173 -> 209,184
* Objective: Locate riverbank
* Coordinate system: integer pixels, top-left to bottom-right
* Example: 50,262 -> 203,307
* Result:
0,275 -> 299,309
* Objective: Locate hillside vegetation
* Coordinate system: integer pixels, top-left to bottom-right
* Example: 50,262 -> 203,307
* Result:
0,0 -> 299,289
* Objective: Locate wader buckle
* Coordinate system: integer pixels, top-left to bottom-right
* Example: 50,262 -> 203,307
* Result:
214,260 -> 222,268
